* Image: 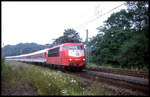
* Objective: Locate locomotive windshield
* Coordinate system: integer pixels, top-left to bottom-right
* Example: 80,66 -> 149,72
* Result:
69,45 -> 83,50
69,45 -> 84,57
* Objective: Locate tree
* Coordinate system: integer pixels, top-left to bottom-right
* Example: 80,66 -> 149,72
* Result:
53,28 -> 82,45
104,9 -> 132,31
89,9 -> 133,65
118,1 -> 149,69
126,1 -> 149,31
119,29 -> 149,69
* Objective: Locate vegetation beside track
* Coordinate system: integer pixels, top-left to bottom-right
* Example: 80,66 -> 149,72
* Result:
1,60 -> 117,96
87,63 -> 149,72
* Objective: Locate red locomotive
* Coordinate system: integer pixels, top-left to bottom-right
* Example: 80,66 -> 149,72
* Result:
6,43 -> 86,71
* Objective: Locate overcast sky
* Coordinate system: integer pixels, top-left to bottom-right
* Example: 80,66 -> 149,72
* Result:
2,1 -> 127,47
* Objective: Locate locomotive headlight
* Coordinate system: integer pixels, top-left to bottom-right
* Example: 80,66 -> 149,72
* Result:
69,58 -> 72,61
83,58 -> 85,61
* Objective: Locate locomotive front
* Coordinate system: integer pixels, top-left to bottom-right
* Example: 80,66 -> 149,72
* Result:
66,43 -> 86,70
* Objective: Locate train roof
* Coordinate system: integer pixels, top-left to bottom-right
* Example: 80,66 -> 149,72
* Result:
48,43 -> 83,49
56,43 -> 84,47
63,43 -> 83,45
5,48 -> 49,58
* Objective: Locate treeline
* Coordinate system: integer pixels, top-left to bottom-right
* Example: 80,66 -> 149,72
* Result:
88,1 -> 149,69
2,43 -> 51,57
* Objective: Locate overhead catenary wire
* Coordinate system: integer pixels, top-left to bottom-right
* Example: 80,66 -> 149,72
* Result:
75,3 -> 126,30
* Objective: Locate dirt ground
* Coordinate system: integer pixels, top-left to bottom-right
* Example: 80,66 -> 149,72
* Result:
1,82 -> 38,96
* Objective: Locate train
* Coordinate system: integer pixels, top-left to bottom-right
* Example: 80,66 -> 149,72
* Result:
5,43 -> 86,71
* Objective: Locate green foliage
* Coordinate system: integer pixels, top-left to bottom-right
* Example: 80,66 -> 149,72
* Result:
88,1 -> 149,70
2,57 -> 6,71
104,9 -> 132,31
126,1 -> 149,31
53,28 -> 82,46
119,29 -> 149,69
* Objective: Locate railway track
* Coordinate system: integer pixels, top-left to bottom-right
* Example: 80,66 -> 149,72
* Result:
86,67 -> 148,79
68,70 -> 149,96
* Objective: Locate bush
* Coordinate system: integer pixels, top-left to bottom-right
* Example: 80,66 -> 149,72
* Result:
118,31 -> 149,70
2,57 -> 5,71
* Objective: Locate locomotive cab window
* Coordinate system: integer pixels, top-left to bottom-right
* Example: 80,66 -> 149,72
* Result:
69,45 -> 83,50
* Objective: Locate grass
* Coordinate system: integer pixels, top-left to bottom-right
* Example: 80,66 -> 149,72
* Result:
2,60 -> 117,96
87,63 -> 122,69
87,63 -> 149,72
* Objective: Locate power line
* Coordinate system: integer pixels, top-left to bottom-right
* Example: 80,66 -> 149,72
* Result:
75,3 -> 126,30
